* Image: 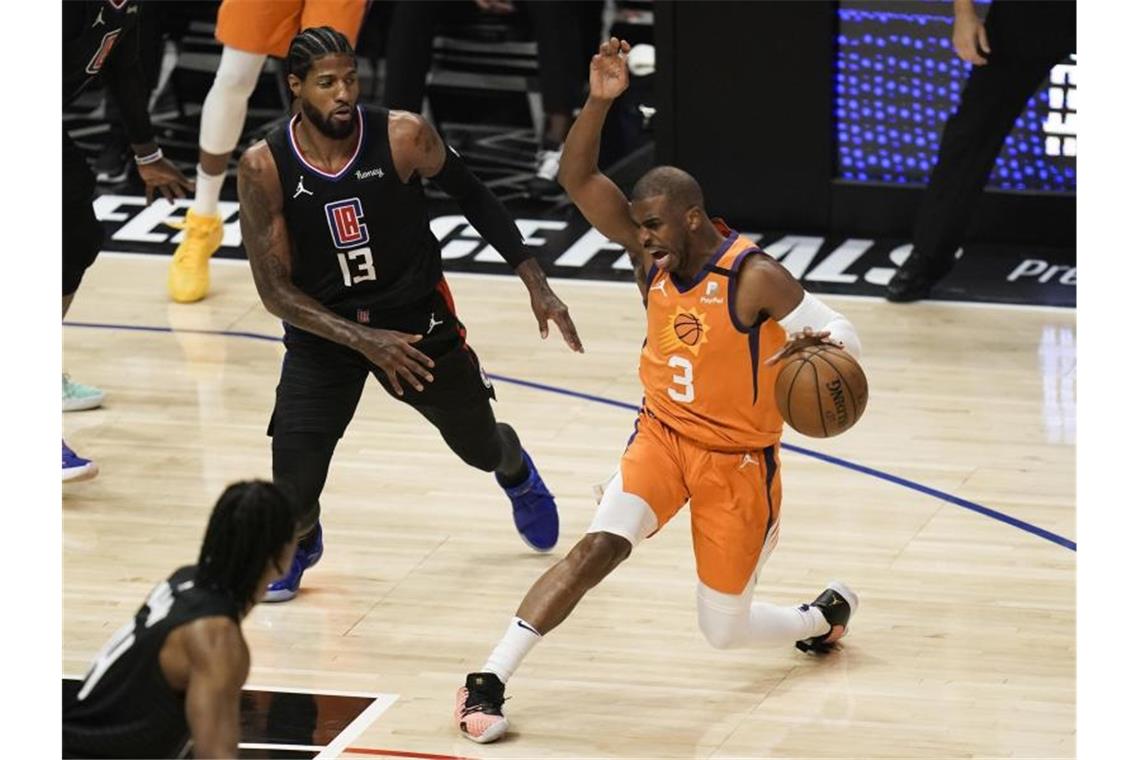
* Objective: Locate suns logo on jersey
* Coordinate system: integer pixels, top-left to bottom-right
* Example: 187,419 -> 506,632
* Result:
659,306 -> 710,357
324,198 -> 370,249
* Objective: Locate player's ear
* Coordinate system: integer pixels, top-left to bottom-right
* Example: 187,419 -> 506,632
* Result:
287,74 -> 302,98
687,207 -> 701,231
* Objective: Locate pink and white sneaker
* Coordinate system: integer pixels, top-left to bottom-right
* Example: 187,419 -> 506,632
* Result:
455,672 -> 509,743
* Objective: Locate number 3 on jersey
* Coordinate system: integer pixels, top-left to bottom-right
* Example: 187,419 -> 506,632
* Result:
667,355 -> 695,403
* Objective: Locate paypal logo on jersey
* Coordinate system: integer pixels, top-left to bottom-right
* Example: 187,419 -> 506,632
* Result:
324,198 -> 370,249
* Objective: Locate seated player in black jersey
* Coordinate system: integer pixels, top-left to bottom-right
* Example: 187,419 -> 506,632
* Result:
63,482 -> 298,759
237,27 -> 584,601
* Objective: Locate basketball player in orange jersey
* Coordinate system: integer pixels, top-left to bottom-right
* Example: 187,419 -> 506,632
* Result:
168,0 -> 367,303
453,38 -> 866,743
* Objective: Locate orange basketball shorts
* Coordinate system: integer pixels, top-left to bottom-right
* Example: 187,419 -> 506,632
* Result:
613,409 -> 783,595
215,0 -> 366,59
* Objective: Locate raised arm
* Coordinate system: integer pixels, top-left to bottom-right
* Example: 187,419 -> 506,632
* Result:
559,39 -> 642,254
389,111 -> 583,352
559,38 -> 650,300
180,617 -> 248,759
238,143 -> 435,394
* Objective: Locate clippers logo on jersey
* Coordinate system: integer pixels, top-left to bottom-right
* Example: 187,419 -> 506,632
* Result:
324,198 -> 370,250
659,306 -> 710,356
86,29 -> 121,74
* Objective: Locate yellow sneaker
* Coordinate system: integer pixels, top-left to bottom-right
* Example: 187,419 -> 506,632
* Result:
167,209 -> 223,303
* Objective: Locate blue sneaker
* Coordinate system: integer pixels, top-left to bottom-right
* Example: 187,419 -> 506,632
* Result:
62,440 -> 98,482
497,449 -> 559,552
264,523 -> 324,603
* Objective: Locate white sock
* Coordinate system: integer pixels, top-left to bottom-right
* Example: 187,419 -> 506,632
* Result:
747,601 -> 830,645
697,582 -> 830,648
192,165 -> 225,217
482,616 -> 542,683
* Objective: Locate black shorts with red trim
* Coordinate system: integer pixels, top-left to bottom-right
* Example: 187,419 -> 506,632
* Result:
268,281 -> 495,439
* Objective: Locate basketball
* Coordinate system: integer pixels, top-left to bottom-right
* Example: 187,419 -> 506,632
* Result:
775,345 -> 868,438
674,312 -> 703,345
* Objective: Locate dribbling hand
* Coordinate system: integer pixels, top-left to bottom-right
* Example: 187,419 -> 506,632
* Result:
590,37 -> 631,101
355,328 -> 436,395
764,328 -> 844,366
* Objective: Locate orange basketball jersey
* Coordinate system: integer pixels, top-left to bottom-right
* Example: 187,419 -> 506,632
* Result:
639,221 -> 786,451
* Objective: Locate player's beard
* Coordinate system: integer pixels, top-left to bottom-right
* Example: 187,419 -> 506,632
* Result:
302,100 -> 356,140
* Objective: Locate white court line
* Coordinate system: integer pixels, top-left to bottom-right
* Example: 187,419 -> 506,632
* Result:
315,692 -> 399,759
243,682 -> 389,700
65,672 -> 388,701
240,743 -> 324,752
96,249 -> 1076,314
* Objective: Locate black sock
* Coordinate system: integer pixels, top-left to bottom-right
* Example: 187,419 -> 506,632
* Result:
494,423 -> 529,488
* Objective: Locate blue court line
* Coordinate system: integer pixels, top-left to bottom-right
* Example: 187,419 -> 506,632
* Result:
64,320 -> 1076,552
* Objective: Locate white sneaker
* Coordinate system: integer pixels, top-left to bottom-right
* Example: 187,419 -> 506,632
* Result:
63,374 -> 105,412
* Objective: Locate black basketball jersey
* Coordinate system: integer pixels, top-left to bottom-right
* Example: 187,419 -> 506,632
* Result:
63,0 -> 142,108
63,566 -> 241,759
264,105 -> 445,322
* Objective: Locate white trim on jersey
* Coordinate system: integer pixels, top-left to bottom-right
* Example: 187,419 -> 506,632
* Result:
287,106 -> 366,180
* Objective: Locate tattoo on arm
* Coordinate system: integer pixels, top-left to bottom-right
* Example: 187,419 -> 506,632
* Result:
238,152 -> 363,350
415,118 -> 447,178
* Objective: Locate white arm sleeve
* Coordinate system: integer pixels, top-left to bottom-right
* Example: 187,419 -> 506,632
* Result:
777,292 -> 862,361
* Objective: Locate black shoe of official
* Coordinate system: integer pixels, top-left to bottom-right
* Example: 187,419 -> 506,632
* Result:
886,258 -> 952,303
94,142 -> 131,184
795,580 -> 859,654
455,672 -> 509,743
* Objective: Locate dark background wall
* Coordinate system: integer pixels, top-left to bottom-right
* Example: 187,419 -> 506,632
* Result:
654,0 -> 1075,251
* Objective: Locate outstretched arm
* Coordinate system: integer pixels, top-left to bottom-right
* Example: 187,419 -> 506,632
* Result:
238,143 -> 435,394
559,38 -> 651,304
390,112 -> 583,352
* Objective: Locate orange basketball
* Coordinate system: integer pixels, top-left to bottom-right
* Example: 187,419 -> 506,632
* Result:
673,312 -> 703,346
774,345 -> 868,438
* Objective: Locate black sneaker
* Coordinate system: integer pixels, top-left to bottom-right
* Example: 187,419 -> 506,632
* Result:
886,256 -> 954,302
94,141 -> 131,184
795,580 -> 859,654
525,147 -> 564,200
455,672 -> 509,743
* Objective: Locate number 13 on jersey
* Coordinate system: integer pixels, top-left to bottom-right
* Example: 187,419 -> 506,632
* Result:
337,246 -> 376,286
325,198 -> 377,287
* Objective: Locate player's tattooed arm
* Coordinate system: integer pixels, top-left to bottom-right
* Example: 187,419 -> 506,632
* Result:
239,143 -> 436,394
389,112 -> 585,353
239,143 -> 363,348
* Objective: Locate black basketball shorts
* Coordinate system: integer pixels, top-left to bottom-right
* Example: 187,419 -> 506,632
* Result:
267,288 -> 497,441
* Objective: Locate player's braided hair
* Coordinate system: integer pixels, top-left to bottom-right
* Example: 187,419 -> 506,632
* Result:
287,26 -> 355,80
195,481 -> 297,608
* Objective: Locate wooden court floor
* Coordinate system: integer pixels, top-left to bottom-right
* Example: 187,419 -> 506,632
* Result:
63,253 -> 1075,758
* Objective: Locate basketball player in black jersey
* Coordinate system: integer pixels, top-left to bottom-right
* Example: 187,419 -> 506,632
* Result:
238,28 -> 584,601
63,481 -> 298,759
